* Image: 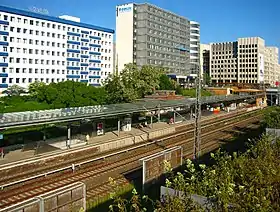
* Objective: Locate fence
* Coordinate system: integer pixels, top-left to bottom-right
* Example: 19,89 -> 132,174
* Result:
0,182 -> 86,212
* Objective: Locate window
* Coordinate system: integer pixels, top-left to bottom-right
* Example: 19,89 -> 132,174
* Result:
35,49 -> 39,54
30,20 -> 34,25
4,15 -> 8,21
16,58 -> 20,63
41,31 -> 45,36
23,48 -> 27,54
29,59 -> 33,64
16,68 -> 20,73
17,38 -> 21,43
47,23 -> 50,28
17,28 -> 21,33
29,39 -> 33,44
41,50 -> 44,55
9,37 -> 14,42
36,21 -> 39,26
36,30 -> 39,35
30,30 -> 33,35
29,49 -> 33,54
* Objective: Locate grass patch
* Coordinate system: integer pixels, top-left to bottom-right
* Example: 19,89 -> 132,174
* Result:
86,182 -> 134,211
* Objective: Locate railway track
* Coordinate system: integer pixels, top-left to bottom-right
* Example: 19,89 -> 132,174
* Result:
0,108 -> 257,185
0,110 -> 262,209
86,117 -> 261,204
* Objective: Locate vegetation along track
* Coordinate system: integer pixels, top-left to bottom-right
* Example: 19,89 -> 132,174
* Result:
0,109 -> 262,209
0,108 -> 256,185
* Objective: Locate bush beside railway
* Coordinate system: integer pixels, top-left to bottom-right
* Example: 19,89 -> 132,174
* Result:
108,135 -> 280,212
0,63 -> 212,113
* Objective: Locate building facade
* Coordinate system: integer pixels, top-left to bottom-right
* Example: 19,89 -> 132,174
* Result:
237,37 -> 265,84
0,6 -> 114,91
116,3 -> 200,76
190,21 -> 200,75
210,41 -> 238,84
209,37 -> 280,86
200,44 -> 210,81
264,47 -> 280,85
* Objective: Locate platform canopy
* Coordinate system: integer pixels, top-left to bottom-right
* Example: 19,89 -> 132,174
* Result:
0,94 -> 262,129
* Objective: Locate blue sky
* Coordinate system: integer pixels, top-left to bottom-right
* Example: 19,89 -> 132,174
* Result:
1,0 -> 279,49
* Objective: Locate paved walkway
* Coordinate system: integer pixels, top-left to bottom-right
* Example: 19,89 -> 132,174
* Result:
0,110 -> 230,166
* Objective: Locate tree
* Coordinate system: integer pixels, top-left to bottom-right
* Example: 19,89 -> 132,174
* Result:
263,106 -> 280,128
2,85 -> 26,96
159,74 -> 176,90
35,81 -> 107,108
204,72 -> 211,86
104,63 -> 164,103
28,81 -> 46,97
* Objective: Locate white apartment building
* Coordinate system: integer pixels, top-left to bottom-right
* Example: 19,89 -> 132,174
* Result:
190,21 -> 200,75
209,37 -> 280,86
264,47 -> 280,85
0,5 -> 114,91
116,3 -> 200,76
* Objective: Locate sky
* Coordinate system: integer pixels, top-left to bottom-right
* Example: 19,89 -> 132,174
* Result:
1,0 -> 279,50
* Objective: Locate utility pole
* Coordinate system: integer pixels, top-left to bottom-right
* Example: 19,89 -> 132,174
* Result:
193,64 -> 201,159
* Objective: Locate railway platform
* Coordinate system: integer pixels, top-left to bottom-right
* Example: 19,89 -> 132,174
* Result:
0,110 -> 228,167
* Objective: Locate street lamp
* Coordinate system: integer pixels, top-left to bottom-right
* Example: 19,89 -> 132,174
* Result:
174,44 -> 201,160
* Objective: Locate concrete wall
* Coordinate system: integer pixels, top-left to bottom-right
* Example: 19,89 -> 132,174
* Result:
98,125 -> 176,152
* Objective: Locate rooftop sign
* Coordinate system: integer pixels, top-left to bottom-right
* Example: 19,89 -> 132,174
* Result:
118,6 -> 132,13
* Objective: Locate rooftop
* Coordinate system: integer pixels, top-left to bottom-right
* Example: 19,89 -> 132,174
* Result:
0,5 -> 114,33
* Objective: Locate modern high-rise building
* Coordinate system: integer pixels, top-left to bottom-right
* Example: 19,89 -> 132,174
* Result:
116,3 -> 200,76
209,37 -> 280,86
264,47 -> 280,85
210,41 -> 238,84
190,21 -> 200,75
0,5 -> 114,91
199,44 -> 210,77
